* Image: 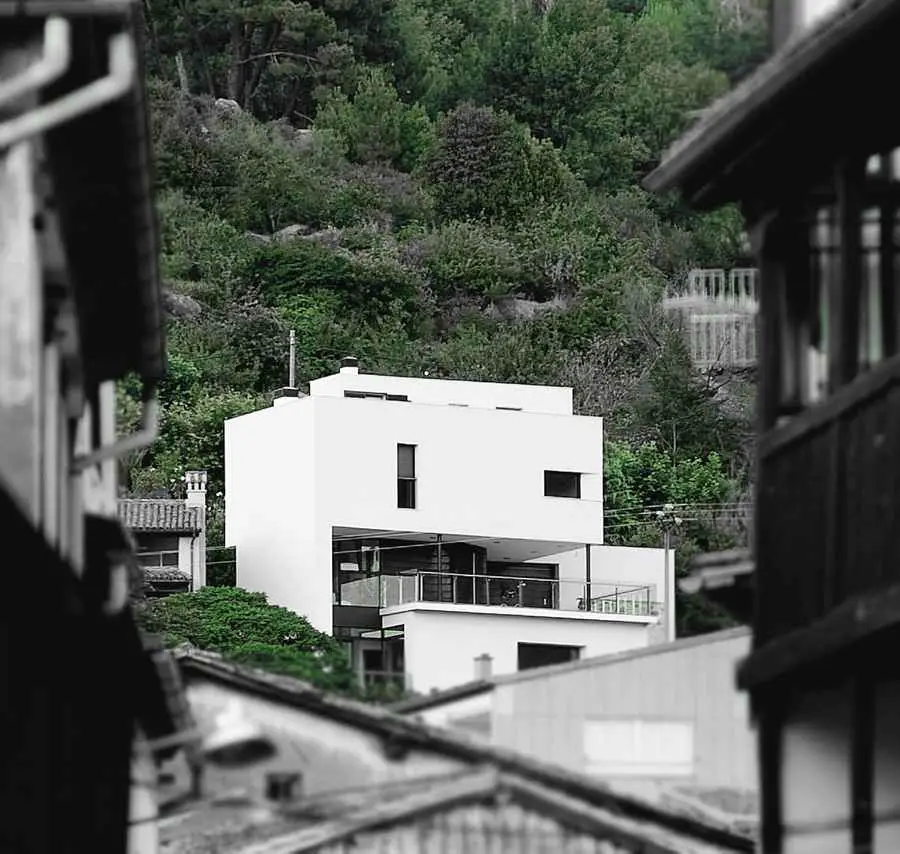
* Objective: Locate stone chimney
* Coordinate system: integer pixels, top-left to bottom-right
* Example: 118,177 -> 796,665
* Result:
340,356 -> 359,375
474,653 -> 493,681
184,471 -> 207,590
184,470 -> 207,507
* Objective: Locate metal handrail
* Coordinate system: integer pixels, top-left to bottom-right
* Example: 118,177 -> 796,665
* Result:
401,569 -> 652,595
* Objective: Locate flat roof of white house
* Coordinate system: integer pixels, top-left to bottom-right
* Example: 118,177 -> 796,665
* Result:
306,358 -> 574,416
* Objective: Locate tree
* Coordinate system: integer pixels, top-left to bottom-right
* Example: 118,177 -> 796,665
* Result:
604,439 -> 740,635
424,104 -> 575,223
135,587 -> 357,694
315,67 -> 434,170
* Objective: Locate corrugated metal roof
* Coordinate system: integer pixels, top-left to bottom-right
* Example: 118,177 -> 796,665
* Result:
392,628 -> 752,714
118,499 -> 201,533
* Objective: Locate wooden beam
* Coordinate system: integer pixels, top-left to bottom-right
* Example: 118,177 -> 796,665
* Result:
851,673 -> 875,853
738,580 -> 900,690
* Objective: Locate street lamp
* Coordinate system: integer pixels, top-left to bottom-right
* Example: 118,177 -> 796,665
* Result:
655,503 -> 683,643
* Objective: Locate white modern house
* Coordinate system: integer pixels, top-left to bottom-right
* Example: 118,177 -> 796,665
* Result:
225,359 -> 671,693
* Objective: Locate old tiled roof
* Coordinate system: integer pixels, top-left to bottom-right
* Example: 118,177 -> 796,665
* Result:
144,568 -> 191,584
175,650 -> 754,853
118,499 -> 201,533
235,769 -> 740,854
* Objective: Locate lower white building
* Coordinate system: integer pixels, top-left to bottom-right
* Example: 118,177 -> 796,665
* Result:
225,361 -> 672,693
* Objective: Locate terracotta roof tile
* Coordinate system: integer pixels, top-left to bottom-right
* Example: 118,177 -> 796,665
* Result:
118,499 -> 201,533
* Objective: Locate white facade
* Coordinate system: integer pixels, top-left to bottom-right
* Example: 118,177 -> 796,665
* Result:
406,629 -> 757,812
225,362 -> 667,692
383,604 -> 652,693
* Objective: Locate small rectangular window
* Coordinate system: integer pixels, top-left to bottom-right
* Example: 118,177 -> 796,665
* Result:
344,391 -> 388,400
518,642 -> 580,671
544,470 -> 581,499
386,394 -> 409,402
397,444 -> 416,508
496,406 -> 522,411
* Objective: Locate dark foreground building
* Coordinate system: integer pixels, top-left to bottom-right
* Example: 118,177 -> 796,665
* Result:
646,2 -> 900,852
0,2 -> 189,851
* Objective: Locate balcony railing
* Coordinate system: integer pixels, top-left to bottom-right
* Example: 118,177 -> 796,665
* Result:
339,571 -> 660,618
756,356 -> 900,643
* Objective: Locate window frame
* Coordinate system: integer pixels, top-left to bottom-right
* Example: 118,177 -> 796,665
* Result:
544,470 -> 582,499
397,443 -> 417,509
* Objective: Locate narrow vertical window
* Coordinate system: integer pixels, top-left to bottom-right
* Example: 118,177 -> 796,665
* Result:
397,444 -> 416,509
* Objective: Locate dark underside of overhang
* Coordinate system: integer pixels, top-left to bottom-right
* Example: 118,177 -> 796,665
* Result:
643,0 -> 900,212
4,11 -> 165,390
680,551 -> 754,626
738,581 -> 900,692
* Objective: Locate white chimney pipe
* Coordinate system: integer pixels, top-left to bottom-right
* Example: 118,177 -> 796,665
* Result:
474,653 -> 493,681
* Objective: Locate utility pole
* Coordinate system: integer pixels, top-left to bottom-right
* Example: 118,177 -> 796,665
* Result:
288,329 -> 296,389
656,503 -> 682,643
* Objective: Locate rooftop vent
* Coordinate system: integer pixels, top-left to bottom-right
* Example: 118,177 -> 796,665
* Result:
340,356 -> 359,374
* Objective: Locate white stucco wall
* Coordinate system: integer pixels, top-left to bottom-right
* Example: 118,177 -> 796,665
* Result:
227,372 -> 611,633
551,545 -> 668,612
311,393 -> 605,546
225,400 -> 328,628
382,606 -> 651,693
796,0 -> 844,32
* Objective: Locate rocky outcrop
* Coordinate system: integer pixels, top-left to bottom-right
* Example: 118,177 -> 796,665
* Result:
485,295 -> 569,322
162,288 -> 203,320
214,98 -> 242,117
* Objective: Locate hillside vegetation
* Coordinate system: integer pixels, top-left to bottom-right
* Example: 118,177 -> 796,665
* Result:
126,0 -> 768,635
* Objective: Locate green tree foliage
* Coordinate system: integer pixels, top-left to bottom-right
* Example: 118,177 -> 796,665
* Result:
424,104 -> 576,224
315,67 -> 435,170
135,587 -> 356,694
603,439 -> 740,635
132,0 -> 769,642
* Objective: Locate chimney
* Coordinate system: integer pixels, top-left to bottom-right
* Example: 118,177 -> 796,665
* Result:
184,470 -> 207,508
474,653 -> 493,681
340,356 -> 359,375
265,771 -> 302,804
184,471 -> 207,590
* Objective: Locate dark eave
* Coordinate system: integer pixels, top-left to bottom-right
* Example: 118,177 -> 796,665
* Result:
680,550 -> 755,626
41,9 -> 165,389
643,0 -> 900,210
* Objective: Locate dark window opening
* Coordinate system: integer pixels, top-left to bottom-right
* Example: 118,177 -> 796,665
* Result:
362,648 -> 384,672
386,394 -> 409,402
398,444 -> 416,508
544,470 -> 581,498
517,642 -> 581,671
496,406 -> 522,411
344,390 -> 388,400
